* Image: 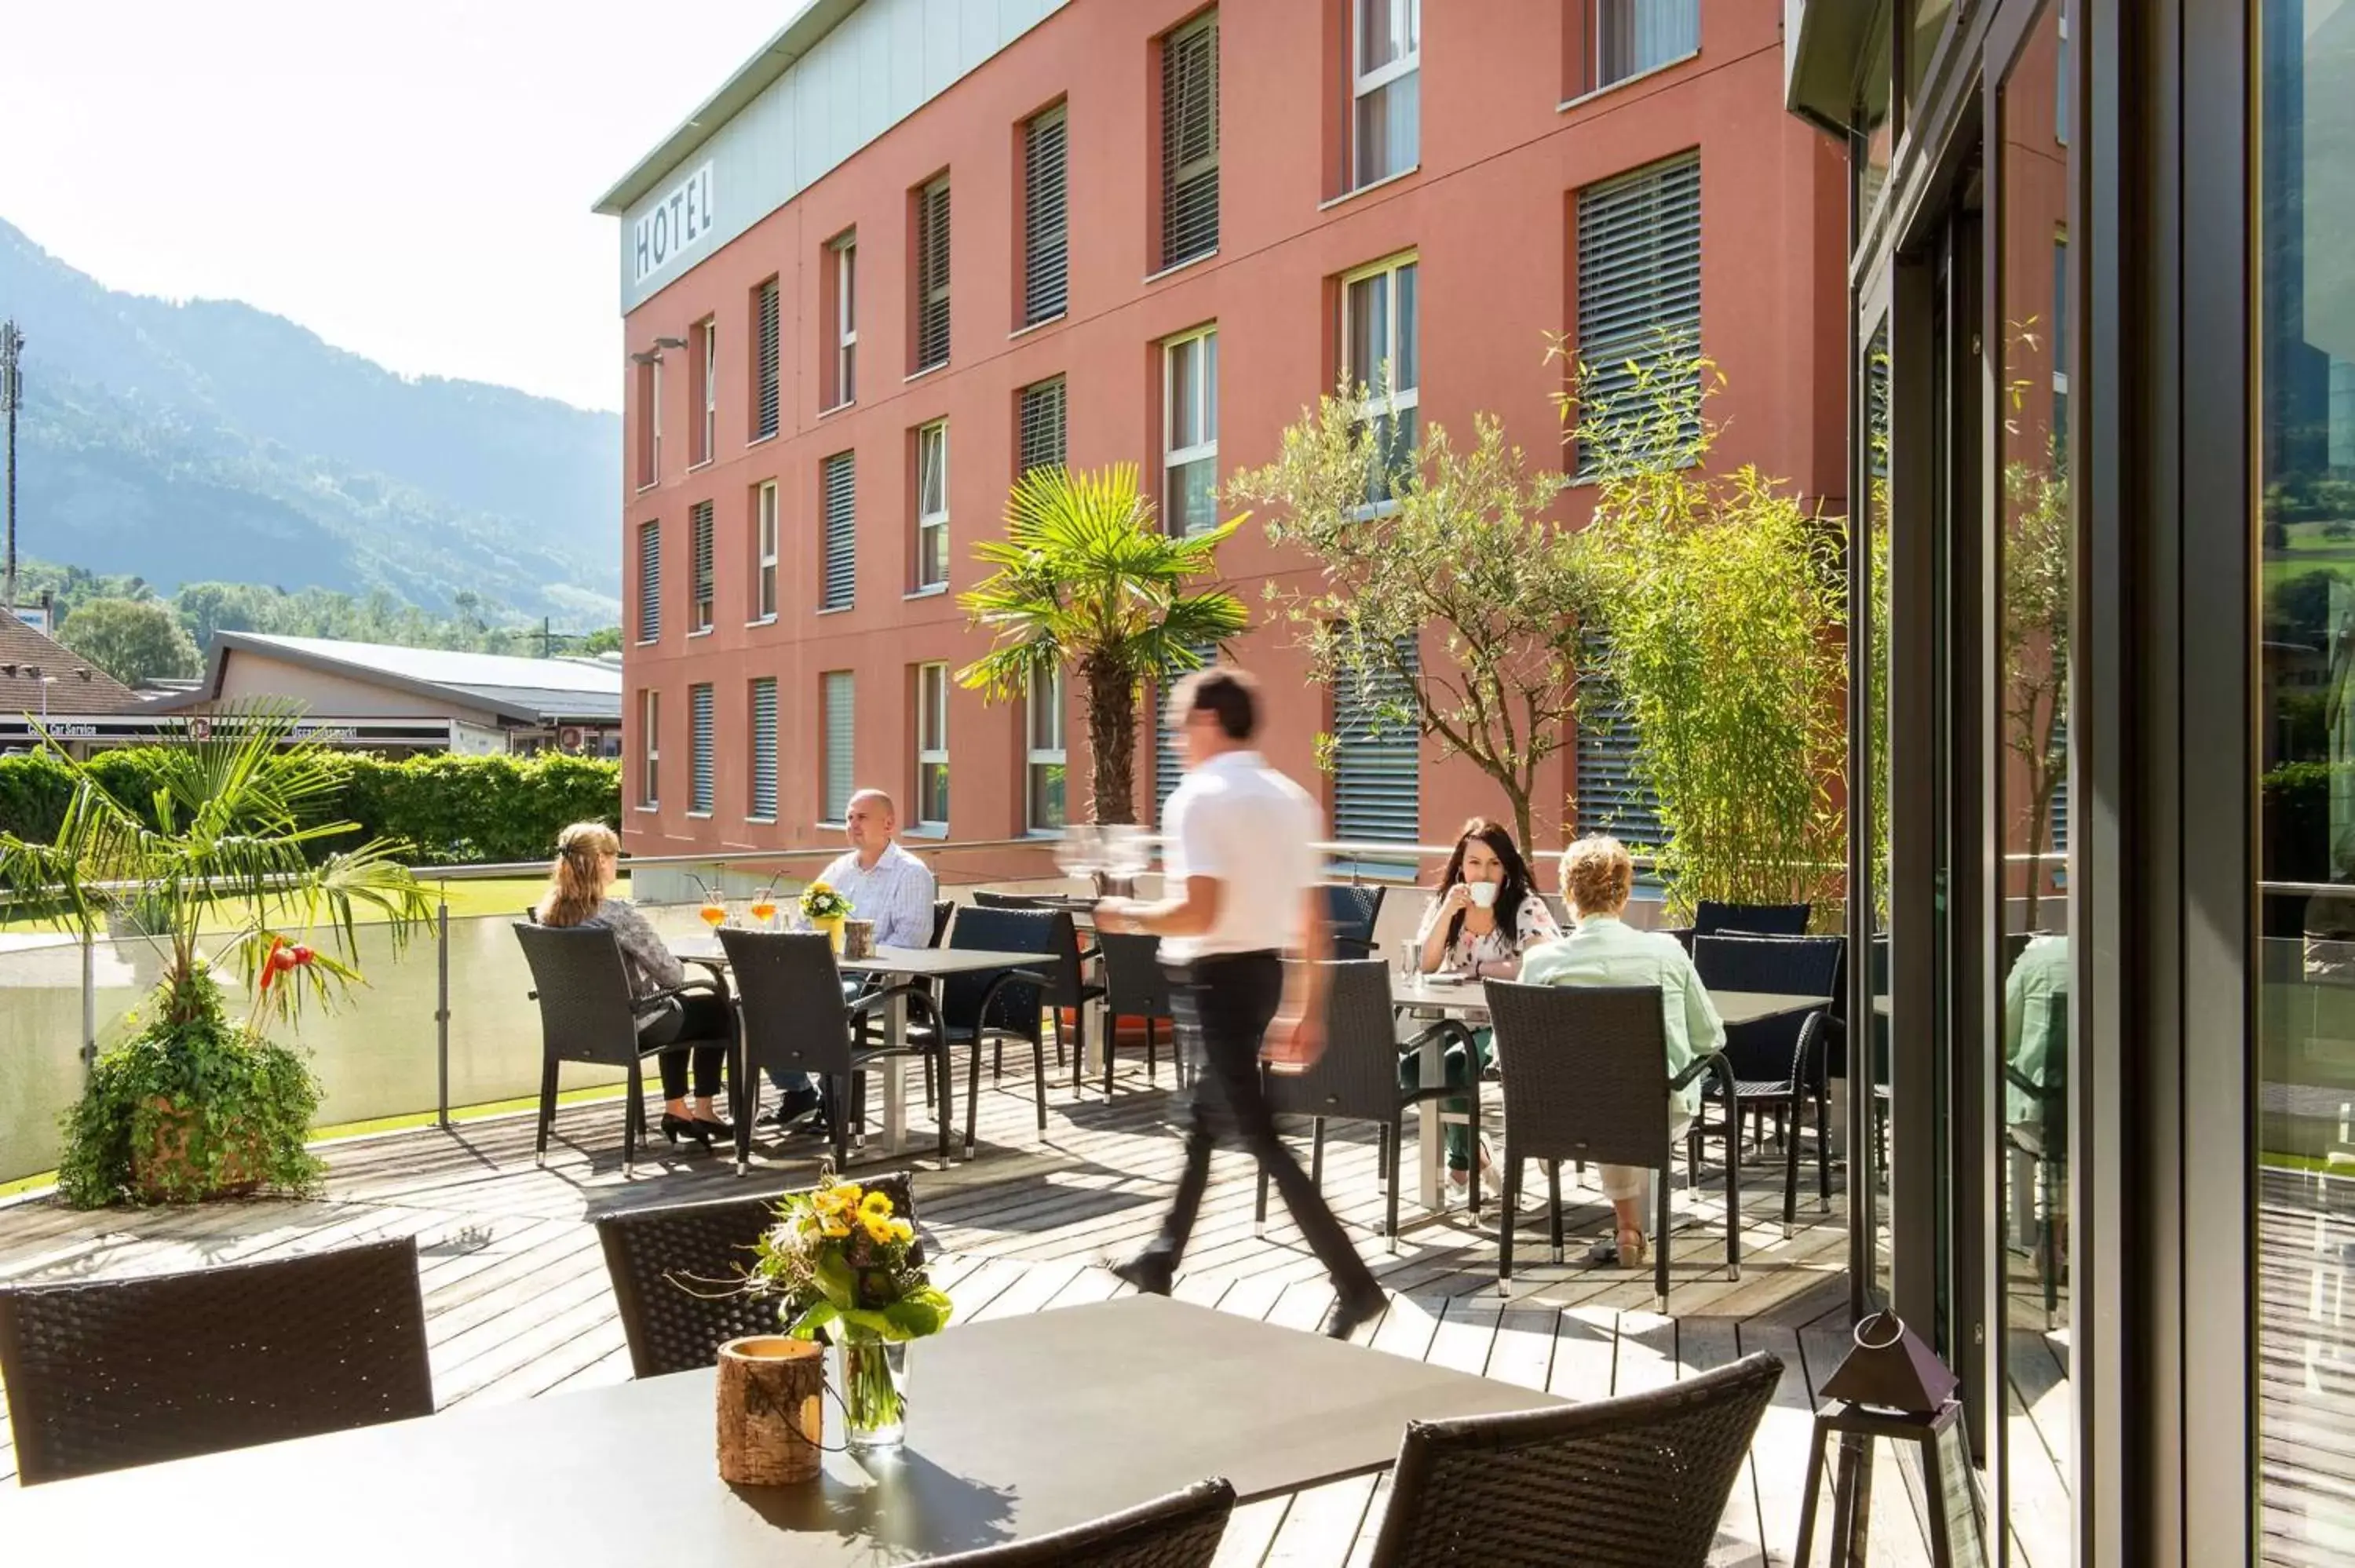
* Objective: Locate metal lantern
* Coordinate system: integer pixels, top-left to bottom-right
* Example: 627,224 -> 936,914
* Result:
1794,1311 -> 1990,1568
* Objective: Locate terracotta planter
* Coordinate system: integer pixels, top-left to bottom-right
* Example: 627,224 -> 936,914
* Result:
133,1096 -> 266,1202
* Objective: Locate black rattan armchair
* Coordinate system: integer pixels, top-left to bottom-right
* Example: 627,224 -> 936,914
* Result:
1689,934 -> 1844,1231
1256,959 -> 1483,1242
937,905 -> 1061,1150
0,1238 -> 434,1485
929,898 -> 956,947
1319,883 -> 1387,960
969,892 -> 1105,1092
1096,930 -> 1178,1092
1481,980 -> 1739,1307
1363,1351 -> 1784,1567
916,1477 -> 1236,1566
1660,899 -> 1814,953
721,928 -> 951,1171
595,1173 -> 923,1377
514,921 -> 736,1174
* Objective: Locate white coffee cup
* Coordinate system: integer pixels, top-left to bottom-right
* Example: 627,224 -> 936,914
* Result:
1466,881 -> 1500,910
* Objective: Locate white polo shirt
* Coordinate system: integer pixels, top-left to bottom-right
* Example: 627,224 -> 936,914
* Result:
1160,749 -> 1322,965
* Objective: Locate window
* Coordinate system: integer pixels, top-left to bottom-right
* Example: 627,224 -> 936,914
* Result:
1575,153 -> 1701,472
820,452 -> 856,611
915,421 -> 950,589
749,678 -> 777,819
753,276 -> 780,442
638,688 -> 660,808
2052,235 -> 2069,447
1154,643 -> 1215,825
636,520 -> 662,642
688,501 -> 714,633
1023,105 -> 1069,325
1162,328 -> 1219,534
1351,0 -> 1419,189
1574,668 -> 1663,855
1590,0 -> 1699,92
1341,253 -> 1421,505
2054,13 -> 2068,144
634,356 -> 658,487
753,480 -> 779,620
1160,13 -> 1220,269
1331,640 -> 1420,844
822,672 -> 855,823
914,177 -> 951,374
1027,668 -> 1067,831
827,235 -> 857,408
688,684 -> 714,814
1018,377 -> 1068,476
649,357 -> 665,481
693,317 -> 717,465
915,662 -> 949,828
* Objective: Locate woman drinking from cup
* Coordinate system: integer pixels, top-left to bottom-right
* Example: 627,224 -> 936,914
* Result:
1399,818 -> 1561,1187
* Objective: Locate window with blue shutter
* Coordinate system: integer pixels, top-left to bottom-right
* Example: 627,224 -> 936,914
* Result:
1575,153 -> 1701,473
821,452 -> 856,610
1023,105 -> 1069,326
689,501 -> 714,633
1590,0 -> 1700,92
753,278 -> 780,441
689,684 -> 714,814
823,673 -> 856,823
749,678 -> 777,819
1018,377 -> 1066,476
1154,643 -> 1217,826
1160,13 -> 1219,270
914,177 -> 951,373
637,520 -> 661,643
1331,640 -> 1421,844
1575,669 -> 1663,857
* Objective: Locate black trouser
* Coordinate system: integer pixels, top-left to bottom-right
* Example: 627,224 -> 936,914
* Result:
638,990 -> 731,1099
1141,953 -> 1380,1299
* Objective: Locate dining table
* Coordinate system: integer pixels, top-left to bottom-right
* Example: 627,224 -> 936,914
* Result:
0,1296 -> 1566,1564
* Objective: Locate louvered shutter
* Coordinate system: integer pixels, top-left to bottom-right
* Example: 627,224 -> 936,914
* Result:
750,679 -> 778,819
821,452 -> 856,610
754,278 -> 780,439
1024,107 -> 1069,325
1161,15 -> 1219,269
690,501 -> 714,629
2045,715 -> 2068,861
689,684 -> 714,813
1575,154 -> 1701,472
1332,640 -> 1421,844
1018,378 -> 1067,476
915,180 -> 951,372
823,673 -> 856,822
1154,641 -> 1215,826
1575,675 -> 1664,854
637,521 -> 661,641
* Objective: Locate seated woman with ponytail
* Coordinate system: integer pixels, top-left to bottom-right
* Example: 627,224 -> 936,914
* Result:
535,822 -> 735,1147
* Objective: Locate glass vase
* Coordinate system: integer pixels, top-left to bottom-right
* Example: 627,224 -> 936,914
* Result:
834,1336 -> 908,1453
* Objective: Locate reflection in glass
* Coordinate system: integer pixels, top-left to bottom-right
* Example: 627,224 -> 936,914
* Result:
1998,5 -> 2073,1551
2259,2 -> 2355,1557
1857,13 -> 1895,221
1864,322 -> 1893,1307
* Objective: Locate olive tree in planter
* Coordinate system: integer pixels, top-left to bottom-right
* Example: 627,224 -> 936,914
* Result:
0,706 -> 432,1206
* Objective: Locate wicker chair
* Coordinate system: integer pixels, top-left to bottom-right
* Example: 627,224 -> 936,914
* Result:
929,898 -> 956,947
1254,959 -> 1483,1242
0,1238 -> 434,1485
1318,883 -> 1387,960
916,1478 -> 1236,1566
595,1173 -> 922,1377
1096,930 -> 1180,1092
1660,899 -> 1815,953
1689,934 -> 1845,1231
513,921 -> 736,1174
721,928 -> 951,1172
1481,980 -> 1739,1307
1363,1351 -> 1784,1567
918,905 -> 1058,1150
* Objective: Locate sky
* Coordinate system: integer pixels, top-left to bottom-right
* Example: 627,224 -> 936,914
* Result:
0,0 -> 793,414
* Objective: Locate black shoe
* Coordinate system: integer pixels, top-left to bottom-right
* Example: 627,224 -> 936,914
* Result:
692,1113 -> 736,1138
659,1112 -> 711,1147
760,1087 -> 823,1130
1322,1285 -> 1387,1340
1111,1255 -> 1174,1296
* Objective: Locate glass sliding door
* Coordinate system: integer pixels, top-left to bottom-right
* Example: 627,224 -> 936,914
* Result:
1859,312 -> 1896,1308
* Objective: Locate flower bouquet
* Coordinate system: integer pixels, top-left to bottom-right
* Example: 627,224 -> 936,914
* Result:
745,1173 -> 953,1450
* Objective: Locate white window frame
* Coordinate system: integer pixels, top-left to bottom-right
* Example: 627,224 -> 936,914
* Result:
754,480 -> 779,621
1340,251 -> 1421,509
916,662 -> 949,830
1350,0 -> 1420,190
1162,326 -> 1219,535
832,234 -> 859,408
698,319 -> 717,465
638,688 -> 660,809
1026,666 -> 1068,833
915,421 -> 950,590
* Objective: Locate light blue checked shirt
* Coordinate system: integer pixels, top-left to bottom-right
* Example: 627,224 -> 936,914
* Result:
815,842 -> 937,950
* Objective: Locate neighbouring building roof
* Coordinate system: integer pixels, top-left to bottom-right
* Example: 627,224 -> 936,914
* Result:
176,633 -> 624,727
0,607 -> 146,717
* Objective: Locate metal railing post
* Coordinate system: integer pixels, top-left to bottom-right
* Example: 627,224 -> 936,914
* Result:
435,890 -> 451,1130
80,929 -> 96,1081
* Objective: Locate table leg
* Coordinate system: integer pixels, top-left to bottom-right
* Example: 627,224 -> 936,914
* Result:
1417,1029 -> 1445,1213
882,986 -> 909,1154
1084,994 -> 1108,1081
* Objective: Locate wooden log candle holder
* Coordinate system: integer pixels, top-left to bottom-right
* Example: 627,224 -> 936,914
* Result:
716,1335 -> 826,1485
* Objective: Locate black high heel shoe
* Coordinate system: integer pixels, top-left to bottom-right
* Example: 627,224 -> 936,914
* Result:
661,1112 -> 712,1147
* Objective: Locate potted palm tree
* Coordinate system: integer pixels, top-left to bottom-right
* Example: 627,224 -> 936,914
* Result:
0,704 -> 433,1206
957,463 -> 1248,825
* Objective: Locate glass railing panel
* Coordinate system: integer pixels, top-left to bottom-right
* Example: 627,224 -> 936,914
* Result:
0,938 -> 98,1183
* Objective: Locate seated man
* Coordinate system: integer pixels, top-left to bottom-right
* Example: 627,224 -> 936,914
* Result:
1517,834 -> 1725,1268
764,788 -> 940,1129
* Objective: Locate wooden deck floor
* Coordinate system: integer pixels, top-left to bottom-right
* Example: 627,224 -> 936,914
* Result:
0,1055 -> 1952,1564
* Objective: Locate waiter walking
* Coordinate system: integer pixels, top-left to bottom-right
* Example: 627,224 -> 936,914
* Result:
1097,667 -> 1388,1339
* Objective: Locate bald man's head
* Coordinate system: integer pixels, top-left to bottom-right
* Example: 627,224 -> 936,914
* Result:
844,789 -> 898,858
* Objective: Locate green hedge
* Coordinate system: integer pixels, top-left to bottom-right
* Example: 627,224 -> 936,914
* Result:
0,749 -> 621,866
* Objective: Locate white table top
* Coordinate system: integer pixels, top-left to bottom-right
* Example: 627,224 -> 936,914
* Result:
1392,975 -> 1830,1027
671,935 -> 1048,977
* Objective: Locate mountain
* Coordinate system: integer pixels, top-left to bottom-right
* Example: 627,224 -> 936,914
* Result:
0,219 -> 620,622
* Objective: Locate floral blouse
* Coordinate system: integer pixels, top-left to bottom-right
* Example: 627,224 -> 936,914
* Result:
1411,891 -> 1562,975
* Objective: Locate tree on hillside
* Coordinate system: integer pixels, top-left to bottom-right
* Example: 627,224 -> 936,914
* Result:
59,597 -> 203,686
957,465 -> 1248,826
1227,388 -> 1590,848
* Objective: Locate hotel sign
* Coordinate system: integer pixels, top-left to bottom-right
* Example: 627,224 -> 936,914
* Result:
633,162 -> 717,285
